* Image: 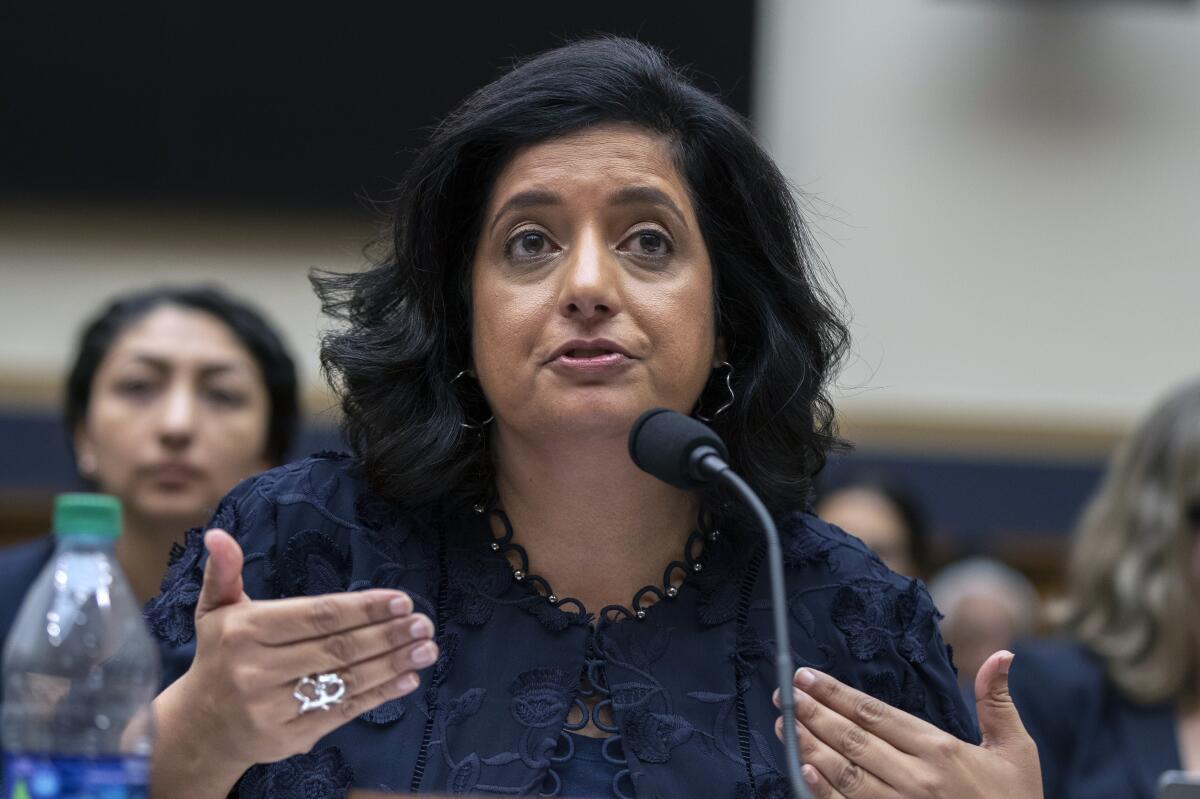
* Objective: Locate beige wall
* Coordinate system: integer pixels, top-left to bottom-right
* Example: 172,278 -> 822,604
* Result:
0,205 -> 376,411
3,5 -> 1197,456
755,0 -> 1200,445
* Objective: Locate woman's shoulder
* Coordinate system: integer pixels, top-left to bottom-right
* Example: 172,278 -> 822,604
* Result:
778,512 -> 942,659
778,512 -> 926,612
1009,637 -> 1108,715
144,452 -> 433,647
1008,638 -> 1121,797
0,534 -> 55,583
0,535 -> 56,644
1012,637 -> 1105,680
225,450 -> 363,520
773,513 -> 978,742
779,512 -> 900,581
207,451 -> 429,542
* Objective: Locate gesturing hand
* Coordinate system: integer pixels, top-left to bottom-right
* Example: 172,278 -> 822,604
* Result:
156,529 -> 437,777
774,651 -> 1042,799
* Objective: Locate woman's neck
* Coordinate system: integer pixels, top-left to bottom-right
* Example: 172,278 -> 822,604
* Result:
491,424 -> 699,613
116,513 -> 191,605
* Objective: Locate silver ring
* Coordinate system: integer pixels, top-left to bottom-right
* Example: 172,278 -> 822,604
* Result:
293,672 -> 347,714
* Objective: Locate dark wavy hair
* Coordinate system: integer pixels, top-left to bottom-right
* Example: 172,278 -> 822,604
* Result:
315,37 -> 849,515
65,285 -> 299,466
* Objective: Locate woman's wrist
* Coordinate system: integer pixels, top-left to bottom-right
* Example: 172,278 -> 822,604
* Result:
150,676 -> 251,799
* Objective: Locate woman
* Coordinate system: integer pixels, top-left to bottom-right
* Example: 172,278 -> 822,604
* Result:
815,477 -> 931,579
0,284 -> 298,694
1005,379 -> 1200,798
145,39 -> 1016,798
777,384 -> 1200,798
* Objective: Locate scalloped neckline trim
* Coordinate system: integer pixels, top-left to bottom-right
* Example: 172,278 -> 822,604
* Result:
477,506 -> 714,624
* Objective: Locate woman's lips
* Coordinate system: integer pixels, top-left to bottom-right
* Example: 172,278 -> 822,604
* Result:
549,350 -> 633,373
144,463 -> 204,486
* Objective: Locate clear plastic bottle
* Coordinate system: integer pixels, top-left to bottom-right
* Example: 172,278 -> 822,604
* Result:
2,494 -> 159,799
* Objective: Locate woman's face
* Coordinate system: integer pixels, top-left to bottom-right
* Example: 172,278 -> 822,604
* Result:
470,124 -> 722,442
74,305 -> 272,529
817,488 -> 917,577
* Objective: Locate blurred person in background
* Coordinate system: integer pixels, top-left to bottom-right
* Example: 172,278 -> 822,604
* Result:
815,475 -> 931,578
930,557 -> 1041,716
0,285 -> 298,669
1008,378 -> 1200,798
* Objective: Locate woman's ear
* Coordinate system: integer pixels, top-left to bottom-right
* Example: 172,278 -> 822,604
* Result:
712,336 -> 728,367
74,424 -> 97,478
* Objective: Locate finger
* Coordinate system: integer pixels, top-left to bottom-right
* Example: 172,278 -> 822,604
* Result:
801,763 -> 846,799
788,687 -> 912,790
773,716 -> 844,799
245,590 -> 416,645
974,650 -> 1027,751
197,530 -> 248,618
783,716 -> 902,799
338,637 -> 438,701
259,613 -> 435,681
794,668 -> 941,756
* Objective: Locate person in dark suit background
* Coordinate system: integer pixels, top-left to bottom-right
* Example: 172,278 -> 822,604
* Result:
0,285 -> 298,681
1010,378 -> 1200,799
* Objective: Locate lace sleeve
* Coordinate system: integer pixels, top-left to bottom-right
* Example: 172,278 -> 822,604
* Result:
142,473 -> 264,646
783,516 -> 981,744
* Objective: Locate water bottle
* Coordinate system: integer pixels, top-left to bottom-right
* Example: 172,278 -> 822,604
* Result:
2,494 -> 159,799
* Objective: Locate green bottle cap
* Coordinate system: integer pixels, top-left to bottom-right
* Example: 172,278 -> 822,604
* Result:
53,493 -> 122,539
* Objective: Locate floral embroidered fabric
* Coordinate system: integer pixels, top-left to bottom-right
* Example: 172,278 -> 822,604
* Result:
143,455 -> 977,798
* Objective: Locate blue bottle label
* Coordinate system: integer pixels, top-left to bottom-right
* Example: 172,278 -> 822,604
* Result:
3,753 -> 149,799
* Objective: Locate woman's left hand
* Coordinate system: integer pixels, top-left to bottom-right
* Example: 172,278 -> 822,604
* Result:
773,651 -> 1042,799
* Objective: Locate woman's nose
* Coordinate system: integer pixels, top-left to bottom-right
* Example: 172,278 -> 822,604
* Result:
558,231 -> 622,321
157,382 -> 197,449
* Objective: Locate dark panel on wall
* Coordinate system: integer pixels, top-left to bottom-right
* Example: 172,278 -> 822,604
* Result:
2,408 -> 1100,552
0,2 -> 757,212
822,450 -> 1103,544
0,410 -> 344,493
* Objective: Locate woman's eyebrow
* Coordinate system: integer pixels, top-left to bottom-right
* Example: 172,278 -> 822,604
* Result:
489,189 -> 561,234
610,186 -> 689,230
123,353 -> 244,378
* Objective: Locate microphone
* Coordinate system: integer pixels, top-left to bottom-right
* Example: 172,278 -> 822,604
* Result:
629,408 -> 814,799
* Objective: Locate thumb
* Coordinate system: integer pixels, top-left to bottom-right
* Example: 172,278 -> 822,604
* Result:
196,529 -> 248,619
974,650 -> 1026,751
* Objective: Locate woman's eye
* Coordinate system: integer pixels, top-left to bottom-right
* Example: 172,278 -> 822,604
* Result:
507,230 -> 553,259
114,378 -> 155,398
625,229 -> 672,258
204,387 -> 247,408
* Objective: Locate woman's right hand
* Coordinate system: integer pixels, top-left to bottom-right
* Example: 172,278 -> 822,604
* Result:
151,529 -> 436,797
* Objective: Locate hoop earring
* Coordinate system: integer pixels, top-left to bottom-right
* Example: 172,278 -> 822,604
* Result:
451,369 -> 494,430
694,361 -> 735,422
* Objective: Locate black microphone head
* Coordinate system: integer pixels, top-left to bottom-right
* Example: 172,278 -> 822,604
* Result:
628,407 -> 729,490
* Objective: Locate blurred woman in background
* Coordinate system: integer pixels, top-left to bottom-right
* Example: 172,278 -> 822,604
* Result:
0,285 -> 298,666
816,476 -> 931,578
1010,378 -> 1200,798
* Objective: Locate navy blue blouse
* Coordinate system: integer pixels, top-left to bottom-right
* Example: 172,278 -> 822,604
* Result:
144,454 -> 978,798
1010,639 -> 1182,799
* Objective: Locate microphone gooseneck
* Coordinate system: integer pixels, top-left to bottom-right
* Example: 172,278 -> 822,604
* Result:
629,408 -> 815,799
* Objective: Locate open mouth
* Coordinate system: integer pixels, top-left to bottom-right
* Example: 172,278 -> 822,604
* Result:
546,339 -> 634,369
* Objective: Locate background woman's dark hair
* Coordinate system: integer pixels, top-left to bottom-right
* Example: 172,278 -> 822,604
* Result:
315,36 -> 849,515
65,285 -> 299,466
815,475 -> 932,576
